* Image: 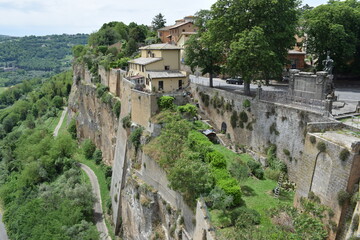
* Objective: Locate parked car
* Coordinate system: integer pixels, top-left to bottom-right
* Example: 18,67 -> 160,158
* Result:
226,77 -> 243,85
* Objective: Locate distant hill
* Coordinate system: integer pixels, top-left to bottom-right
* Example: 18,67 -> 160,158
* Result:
0,33 -> 88,86
0,35 -> 15,42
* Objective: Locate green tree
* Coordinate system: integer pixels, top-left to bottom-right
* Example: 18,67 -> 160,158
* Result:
228,27 -> 278,95
303,1 -> 360,73
199,0 -> 298,92
124,38 -> 138,57
168,157 -> 213,201
152,13 -> 167,31
82,139 -> 96,159
185,32 -> 223,88
50,134 -> 76,159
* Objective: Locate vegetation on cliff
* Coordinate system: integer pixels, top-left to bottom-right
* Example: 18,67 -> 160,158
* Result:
73,20 -> 160,82
142,96 -> 332,239
0,71 -> 98,240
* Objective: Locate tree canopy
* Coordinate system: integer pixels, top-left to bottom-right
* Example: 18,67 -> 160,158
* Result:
151,13 -> 166,31
185,0 -> 298,94
303,0 -> 360,74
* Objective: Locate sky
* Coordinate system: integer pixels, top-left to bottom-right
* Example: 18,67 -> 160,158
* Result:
0,0 -> 328,37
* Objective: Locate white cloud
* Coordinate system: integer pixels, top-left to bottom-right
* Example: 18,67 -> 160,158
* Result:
0,0 -> 327,36
0,0 -> 215,36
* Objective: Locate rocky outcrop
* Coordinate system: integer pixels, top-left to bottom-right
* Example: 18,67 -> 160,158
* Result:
68,64 -> 119,166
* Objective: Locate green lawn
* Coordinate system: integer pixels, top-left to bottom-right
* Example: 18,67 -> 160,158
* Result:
211,144 -> 253,165
241,178 -> 293,229
209,144 -> 294,238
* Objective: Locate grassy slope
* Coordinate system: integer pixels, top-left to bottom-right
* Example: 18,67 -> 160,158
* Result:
210,144 -> 294,236
53,110 -> 115,239
75,153 -> 115,240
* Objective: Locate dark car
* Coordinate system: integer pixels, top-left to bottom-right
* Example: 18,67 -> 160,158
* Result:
226,77 -> 243,85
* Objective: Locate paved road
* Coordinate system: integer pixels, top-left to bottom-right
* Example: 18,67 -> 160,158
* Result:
52,111 -> 110,239
79,163 -> 111,240
190,75 -> 360,102
53,107 -> 68,137
0,213 -> 9,240
190,75 -> 288,93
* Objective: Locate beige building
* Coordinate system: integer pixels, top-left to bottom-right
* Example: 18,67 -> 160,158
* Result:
177,32 -> 196,64
127,43 -> 188,92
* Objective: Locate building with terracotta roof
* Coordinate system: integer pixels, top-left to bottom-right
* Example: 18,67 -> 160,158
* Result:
157,16 -> 197,44
127,43 -> 188,92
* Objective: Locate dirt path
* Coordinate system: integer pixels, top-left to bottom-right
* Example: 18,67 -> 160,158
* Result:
79,163 -> 111,240
53,107 -> 68,137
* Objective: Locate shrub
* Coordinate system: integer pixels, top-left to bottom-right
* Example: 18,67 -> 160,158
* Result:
200,92 -> 210,107
93,149 -> 102,165
229,160 -> 250,181
230,111 -> 238,128
68,119 -> 77,139
212,168 -> 232,182
232,207 -> 261,228
239,111 -> 248,123
310,135 -> 316,144
157,96 -> 175,110
187,131 -> 212,159
206,151 -> 225,165
253,168 -> 264,179
178,104 -> 197,117
337,190 -> 351,206
130,127 -> 143,151
52,96 -> 63,108
101,93 -> 112,104
352,214 -> 359,232
270,122 -> 279,135
82,139 -> 96,159
283,149 -> 290,156
243,99 -> 251,108
317,142 -> 326,152
340,149 -> 350,161
96,84 -> 109,98
122,115 -> 131,128
210,155 -> 227,169
247,160 -> 261,173
264,168 -> 281,181
308,191 -> 321,203
217,178 -> 242,205
112,100 -> 121,118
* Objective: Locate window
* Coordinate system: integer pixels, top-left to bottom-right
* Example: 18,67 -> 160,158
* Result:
164,65 -> 170,70
178,80 -> 183,89
142,66 -> 144,72
159,81 -> 164,90
182,29 -> 185,32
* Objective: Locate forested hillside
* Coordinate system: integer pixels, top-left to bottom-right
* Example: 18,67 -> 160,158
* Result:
0,34 -> 88,86
0,72 -> 98,240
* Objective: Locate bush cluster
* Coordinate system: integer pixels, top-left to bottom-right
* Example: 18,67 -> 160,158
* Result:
157,96 -> 175,110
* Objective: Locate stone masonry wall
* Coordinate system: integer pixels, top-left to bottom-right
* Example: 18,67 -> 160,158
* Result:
191,83 -> 329,183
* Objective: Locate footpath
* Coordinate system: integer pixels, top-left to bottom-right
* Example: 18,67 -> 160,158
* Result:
54,107 -> 111,240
